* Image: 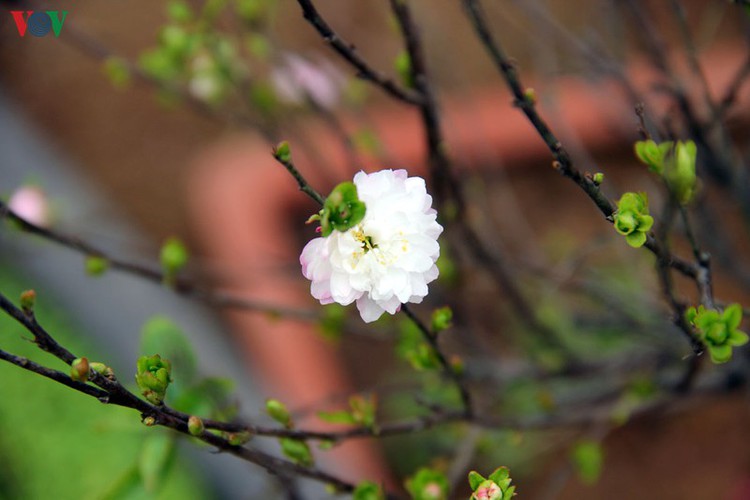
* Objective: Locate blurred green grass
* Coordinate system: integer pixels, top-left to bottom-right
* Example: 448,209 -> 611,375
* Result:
0,267 -> 211,500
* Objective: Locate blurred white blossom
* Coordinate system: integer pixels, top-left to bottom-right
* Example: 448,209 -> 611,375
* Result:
271,53 -> 346,109
8,186 -> 50,227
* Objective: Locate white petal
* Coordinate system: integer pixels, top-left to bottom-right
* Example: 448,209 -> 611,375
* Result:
356,296 -> 386,323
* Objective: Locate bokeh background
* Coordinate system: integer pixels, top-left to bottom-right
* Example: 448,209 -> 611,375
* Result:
2,0 -> 750,498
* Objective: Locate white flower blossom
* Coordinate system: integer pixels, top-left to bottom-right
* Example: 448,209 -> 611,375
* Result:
300,169 -> 443,322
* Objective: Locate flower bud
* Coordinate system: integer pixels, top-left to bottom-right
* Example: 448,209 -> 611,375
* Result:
273,141 -> 292,163
142,416 -> 156,426
70,357 -> 90,382
135,354 -> 172,405
227,431 -> 252,446
89,362 -> 115,379
187,416 -> 204,436
19,290 -> 36,314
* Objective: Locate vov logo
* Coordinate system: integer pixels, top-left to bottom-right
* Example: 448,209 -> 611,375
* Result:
10,11 -> 68,38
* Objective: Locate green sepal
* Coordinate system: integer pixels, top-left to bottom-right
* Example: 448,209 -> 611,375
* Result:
468,471 -> 485,490
709,343 -> 733,363
320,182 -> 366,237
625,231 -> 647,248
729,330 -> 749,347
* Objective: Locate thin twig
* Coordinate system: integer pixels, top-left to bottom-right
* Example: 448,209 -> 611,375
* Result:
293,0 -> 423,106
0,200 -> 317,320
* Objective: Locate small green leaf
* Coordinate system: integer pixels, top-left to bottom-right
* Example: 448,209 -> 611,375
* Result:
488,466 -> 510,485
102,57 -> 131,89
571,440 -> 603,485
138,432 -> 175,493
317,410 -> 357,425
266,399 -> 292,427
279,438 -> 314,467
723,303 -> 743,330
394,50 -> 414,89
729,330 -> 749,347
167,0 -> 193,22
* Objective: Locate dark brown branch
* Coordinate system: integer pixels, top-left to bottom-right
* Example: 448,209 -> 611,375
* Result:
0,200 -> 317,320
0,290 -> 363,495
401,304 -> 473,416
461,0 -> 699,283
293,0 -> 423,106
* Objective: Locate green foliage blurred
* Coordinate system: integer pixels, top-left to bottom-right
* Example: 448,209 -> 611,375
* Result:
0,268 -> 211,499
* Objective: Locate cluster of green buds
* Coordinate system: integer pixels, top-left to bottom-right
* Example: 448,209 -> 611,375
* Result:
137,1 -> 248,105
613,192 -> 654,248
135,354 -> 173,405
686,303 -> 748,363
635,139 -> 697,205
468,467 -> 516,500
71,358 -> 115,383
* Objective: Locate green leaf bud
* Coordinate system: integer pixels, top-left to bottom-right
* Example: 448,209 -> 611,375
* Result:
135,354 -> 172,405
592,172 -> 604,185
686,303 -> 747,363
613,192 -> 652,248
430,306 -> 453,333
85,255 -> 109,276
187,415 -> 204,436
227,431 -> 253,446
666,140 -> 697,205
102,57 -> 131,89
142,415 -> 157,426
280,438 -> 314,467
19,289 -> 36,314
160,237 -> 189,282
571,440 -> 603,485
273,141 -> 292,164
266,399 -> 292,427
394,50 -> 414,89
70,357 -> 90,383
89,362 -> 115,379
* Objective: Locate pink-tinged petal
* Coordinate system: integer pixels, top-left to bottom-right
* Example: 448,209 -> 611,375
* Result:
356,296 -> 386,323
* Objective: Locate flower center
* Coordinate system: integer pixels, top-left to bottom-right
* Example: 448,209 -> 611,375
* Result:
353,228 -> 377,253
